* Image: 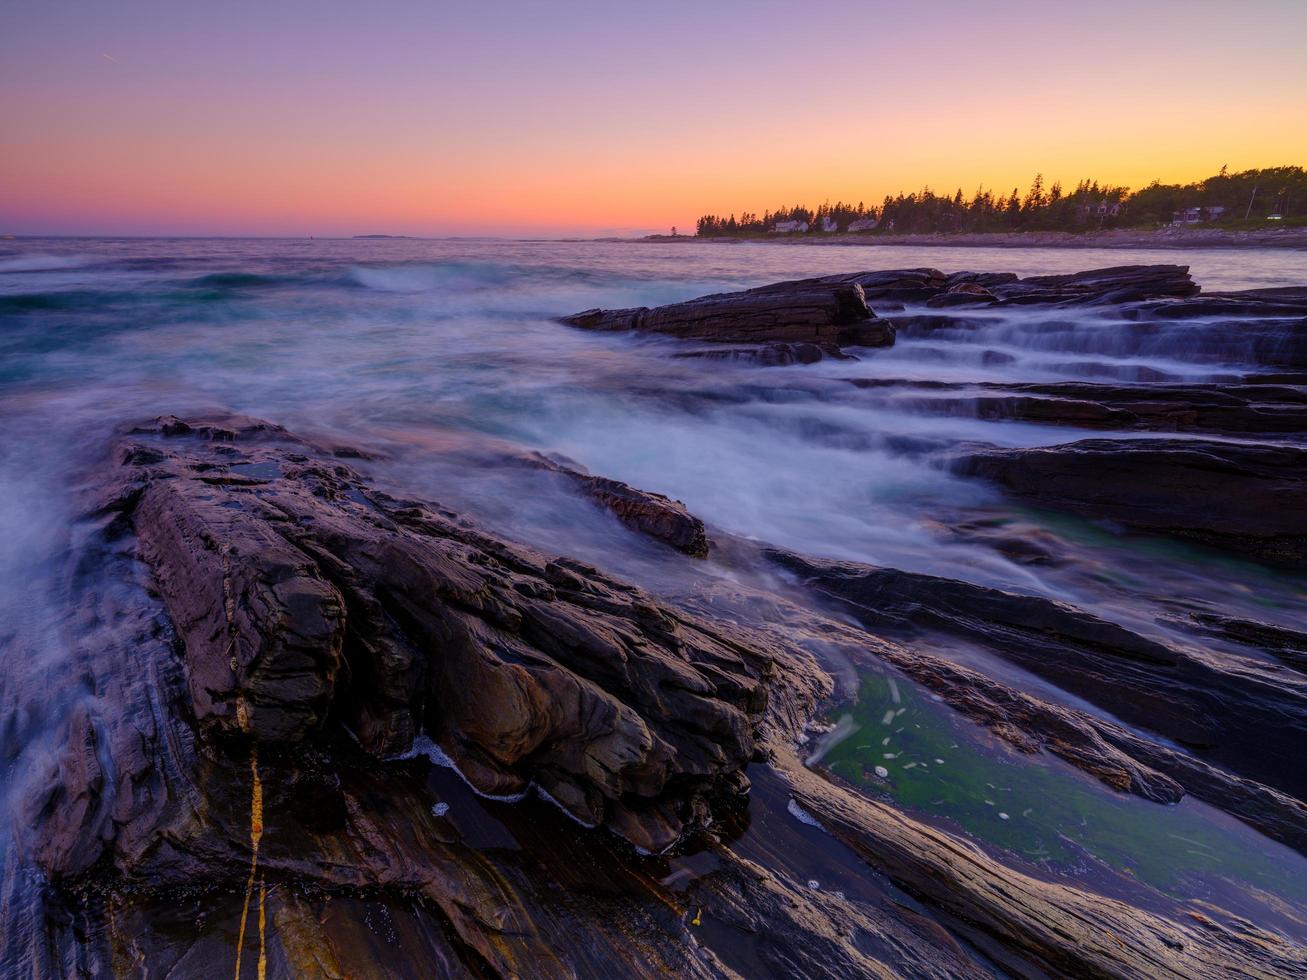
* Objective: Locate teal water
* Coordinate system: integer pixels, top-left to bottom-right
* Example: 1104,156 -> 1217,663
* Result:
815,668 -> 1307,930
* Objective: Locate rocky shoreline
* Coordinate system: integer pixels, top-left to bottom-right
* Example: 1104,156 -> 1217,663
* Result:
5,263 -> 1307,977
627,226 -> 1307,249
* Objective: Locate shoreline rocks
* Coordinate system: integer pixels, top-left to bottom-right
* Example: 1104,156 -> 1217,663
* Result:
956,438 -> 1307,568
852,379 -> 1307,436
517,451 -> 711,557
759,549 -> 1307,845
9,411 -> 1307,977
560,265 -> 1215,363
562,278 -> 894,351
90,414 -> 776,850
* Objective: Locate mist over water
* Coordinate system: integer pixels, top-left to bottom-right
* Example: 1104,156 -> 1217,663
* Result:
3,237 -> 1306,653
3,236 -> 1307,929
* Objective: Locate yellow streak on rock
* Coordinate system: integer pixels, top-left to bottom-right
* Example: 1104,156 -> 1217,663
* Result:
258,876 -> 268,980
233,746 -> 264,979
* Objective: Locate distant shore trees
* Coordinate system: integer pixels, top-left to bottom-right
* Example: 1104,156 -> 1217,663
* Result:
693,166 -> 1306,237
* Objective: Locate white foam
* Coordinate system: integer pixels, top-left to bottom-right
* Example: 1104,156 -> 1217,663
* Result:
533,784 -> 598,829
787,798 -> 827,832
394,735 -> 529,802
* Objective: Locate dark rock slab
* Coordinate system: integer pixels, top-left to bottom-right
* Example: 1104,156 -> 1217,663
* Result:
97,414 -> 778,851
957,437 -> 1307,567
520,451 -> 710,557
562,279 -> 894,348
824,264 -> 1198,307
766,550 -> 1307,801
1011,263 -> 1200,304
866,380 -> 1307,436
813,267 -> 950,304
671,340 -> 855,366
1182,612 -> 1307,673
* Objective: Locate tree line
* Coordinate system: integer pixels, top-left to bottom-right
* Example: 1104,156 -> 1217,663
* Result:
694,166 -> 1306,237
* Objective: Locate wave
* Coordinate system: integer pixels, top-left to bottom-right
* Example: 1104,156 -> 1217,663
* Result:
0,253 -> 94,273
0,291 -> 126,313
183,271 -> 296,289
345,261 -> 521,293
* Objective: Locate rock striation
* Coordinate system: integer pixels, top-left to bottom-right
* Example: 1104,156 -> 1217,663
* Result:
89,414 -> 772,851
562,278 -> 894,350
560,265 -> 1212,363
815,263 -> 1199,307
860,380 -> 1307,435
519,451 -> 711,557
761,549 -> 1307,843
957,437 -> 1307,568
9,412 -> 1306,978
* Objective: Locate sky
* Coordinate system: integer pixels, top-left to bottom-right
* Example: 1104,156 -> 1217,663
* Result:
2,0 -> 1305,237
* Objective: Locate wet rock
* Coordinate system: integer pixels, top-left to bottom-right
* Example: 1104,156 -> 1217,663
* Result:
865,380 -> 1307,436
562,279 -> 894,348
957,438 -> 1307,567
778,743 -> 1307,980
689,574 -> 1307,856
1128,285 -> 1307,321
767,550 -> 1307,801
926,514 -> 1069,565
1182,612 -> 1307,673
826,264 -> 1197,308
671,340 -> 854,366
925,282 -> 998,308
94,414 -> 776,849
1009,263 -> 1199,304
520,452 -> 710,557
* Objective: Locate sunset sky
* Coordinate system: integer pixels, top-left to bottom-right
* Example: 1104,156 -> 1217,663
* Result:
3,0 -> 1305,237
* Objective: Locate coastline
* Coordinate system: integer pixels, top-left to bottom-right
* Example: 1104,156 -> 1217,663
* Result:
622,226 -> 1307,249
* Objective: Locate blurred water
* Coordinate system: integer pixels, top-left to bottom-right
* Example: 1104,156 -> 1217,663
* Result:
2,236 -> 1307,940
2,237 -> 1304,606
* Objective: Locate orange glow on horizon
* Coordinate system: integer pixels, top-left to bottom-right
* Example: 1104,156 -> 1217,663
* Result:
3,2 -> 1305,236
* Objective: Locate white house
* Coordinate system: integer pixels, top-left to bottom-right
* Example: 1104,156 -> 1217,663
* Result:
820,216 -> 838,233
772,220 -> 809,233
847,217 -> 879,232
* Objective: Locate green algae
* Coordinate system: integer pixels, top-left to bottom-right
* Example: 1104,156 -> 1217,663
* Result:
816,670 -> 1307,907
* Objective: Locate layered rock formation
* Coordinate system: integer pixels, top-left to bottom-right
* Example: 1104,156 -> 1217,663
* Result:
92,415 -> 770,849
518,451 -> 710,557
957,438 -> 1307,568
859,380 -> 1307,435
762,550 -> 1307,837
560,264 -> 1213,362
562,278 -> 894,349
819,263 -> 1199,308
11,412 -> 1304,978
9,261 -> 1307,977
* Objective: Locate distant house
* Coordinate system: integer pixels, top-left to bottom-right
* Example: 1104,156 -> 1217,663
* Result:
1077,200 -> 1124,222
772,220 -> 810,233
847,217 -> 879,233
819,216 -> 838,233
1172,205 -> 1225,225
